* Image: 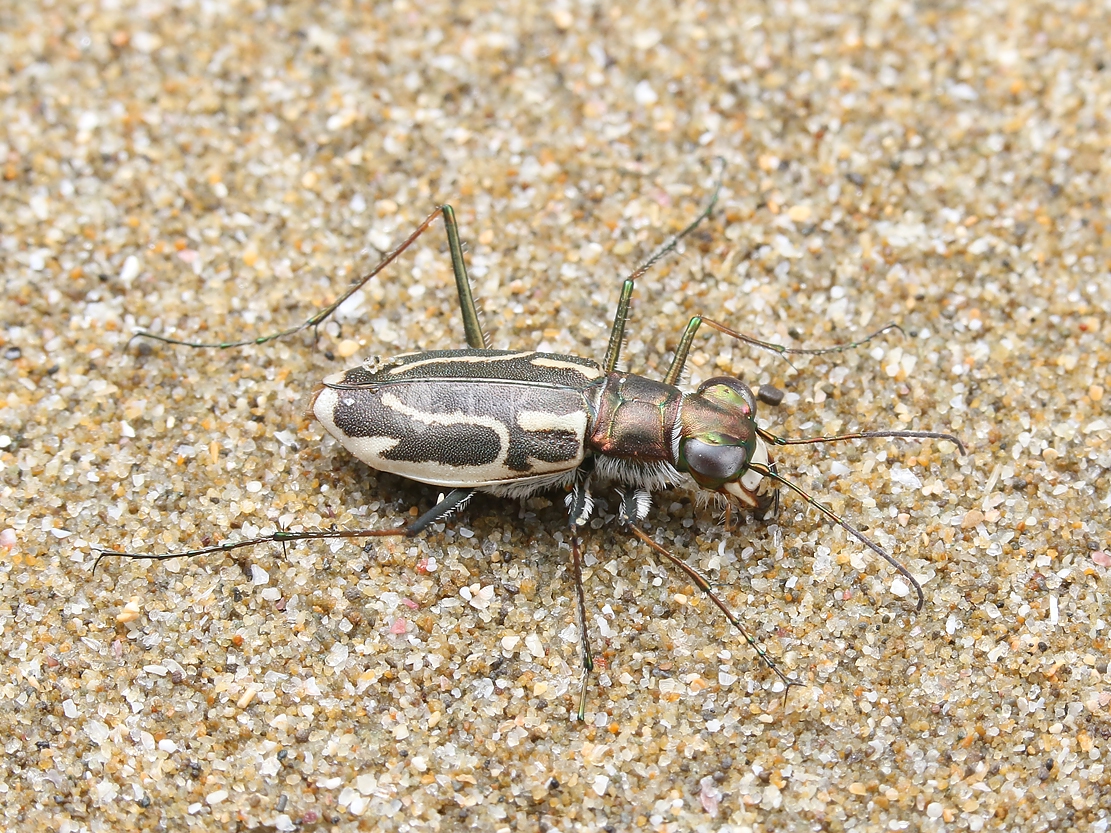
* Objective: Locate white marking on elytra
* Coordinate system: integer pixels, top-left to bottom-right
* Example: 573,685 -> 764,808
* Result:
378,394 -> 587,479
529,356 -> 603,379
340,434 -> 400,458
386,351 -> 537,375
516,409 -> 589,436
315,387 -> 586,487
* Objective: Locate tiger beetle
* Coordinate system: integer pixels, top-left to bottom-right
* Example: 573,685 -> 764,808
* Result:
96,168 -> 965,719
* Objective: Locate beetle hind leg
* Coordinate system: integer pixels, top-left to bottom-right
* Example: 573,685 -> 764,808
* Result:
601,160 -> 725,375
439,205 -> 489,349
127,206 -> 485,352
94,488 -> 480,574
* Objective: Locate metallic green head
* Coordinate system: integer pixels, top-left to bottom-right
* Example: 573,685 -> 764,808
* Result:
676,377 -> 775,512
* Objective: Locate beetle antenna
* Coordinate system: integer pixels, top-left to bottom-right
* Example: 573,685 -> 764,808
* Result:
747,463 -> 925,610
663,318 -> 906,386
713,319 -> 904,364
758,427 -> 966,456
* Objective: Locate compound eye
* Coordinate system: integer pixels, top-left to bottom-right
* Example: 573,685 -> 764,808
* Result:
682,438 -> 749,485
695,377 -> 758,416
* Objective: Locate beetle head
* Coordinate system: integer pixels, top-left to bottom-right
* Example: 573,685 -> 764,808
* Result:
677,377 -> 776,515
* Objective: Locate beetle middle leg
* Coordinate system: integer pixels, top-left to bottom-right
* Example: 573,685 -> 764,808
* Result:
565,479 -> 597,720
597,205 -> 901,380
599,161 -> 726,374
661,316 -> 903,386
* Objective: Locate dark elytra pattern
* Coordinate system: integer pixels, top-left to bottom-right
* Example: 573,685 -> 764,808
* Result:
330,376 -> 597,474
369,349 -> 604,388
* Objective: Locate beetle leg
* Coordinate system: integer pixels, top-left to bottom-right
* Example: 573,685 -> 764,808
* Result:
563,478 -> 596,719
623,524 -> 798,696
439,205 -> 488,349
602,169 -> 725,373
569,534 -> 593,721
93,525 -> 410,573
615,487 -> 652,525
618,489 -> 795,696
663,317 -> 904,386
760,460 -> 781,522
408,488 -> 476,534
564,479 -> 595,528
127,205 -> 489,351
93,489 -> 479,573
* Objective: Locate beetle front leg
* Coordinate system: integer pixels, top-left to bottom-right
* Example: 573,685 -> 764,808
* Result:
618,488 -> 794,697
616,489 -> 797,701
631,523 -> 799,696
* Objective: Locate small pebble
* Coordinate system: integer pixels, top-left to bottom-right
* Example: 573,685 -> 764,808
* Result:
757,383 -> 785,406
116,599 -> 142,624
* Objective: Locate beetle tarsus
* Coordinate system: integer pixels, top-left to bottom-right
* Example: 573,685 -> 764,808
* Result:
409,488 -> 476,535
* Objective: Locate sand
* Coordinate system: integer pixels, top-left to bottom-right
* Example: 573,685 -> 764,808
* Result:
2,1 -> 1109,830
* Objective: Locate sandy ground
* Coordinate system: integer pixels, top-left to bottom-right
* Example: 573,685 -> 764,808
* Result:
2,1 -> 1110,830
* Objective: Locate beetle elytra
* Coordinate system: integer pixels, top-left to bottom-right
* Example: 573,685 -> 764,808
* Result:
97,169 -> 964,719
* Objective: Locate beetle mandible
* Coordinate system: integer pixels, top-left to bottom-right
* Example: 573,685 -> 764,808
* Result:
97,168 -> 964,719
